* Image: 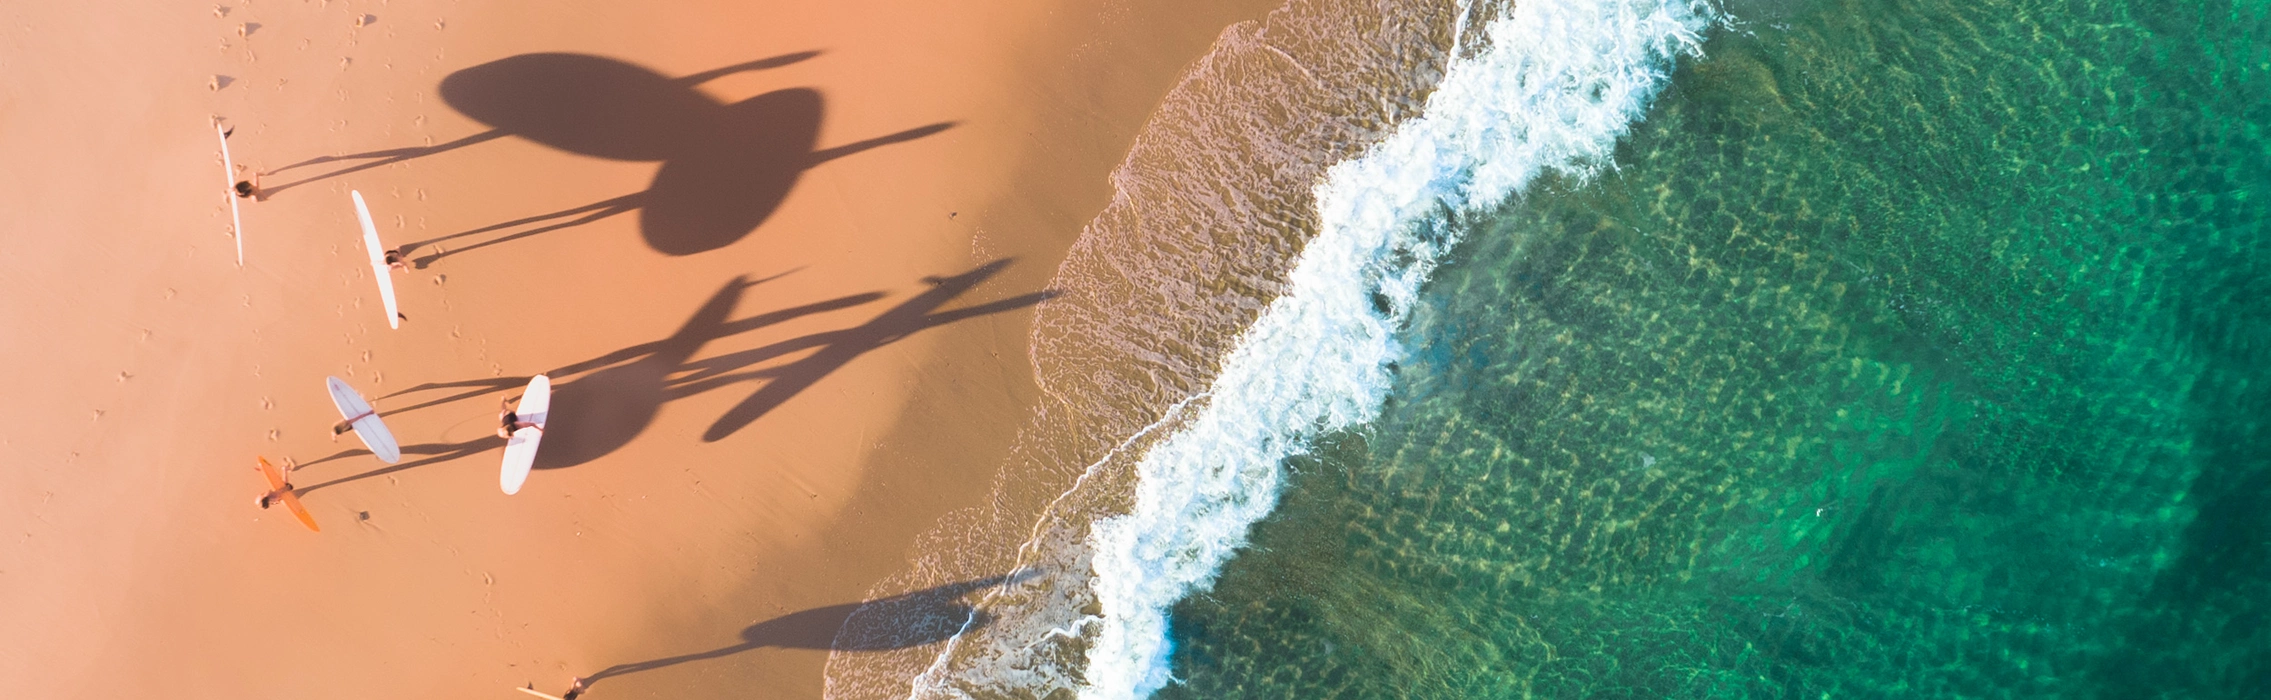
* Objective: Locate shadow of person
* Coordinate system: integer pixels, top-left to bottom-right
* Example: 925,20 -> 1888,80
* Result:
257,50 -> 820,193
581,570 -> 1040,688
369,268 -> 812,418
539,258 -> 1054,464
397,51 -> 955,261
698,258 -> 1059,442
530,274 -> 766,470
293,435 -> 507,496
351,272 -> 885,475
314,262 -> 1050,485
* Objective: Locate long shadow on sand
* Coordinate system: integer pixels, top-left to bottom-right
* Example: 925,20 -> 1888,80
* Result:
263,50 -> 955,258
294,436 -> 504,496
289,260 -> 1052,493
692,257 -> 1057,442
580,570 -> 1040,690
259,52 -> 817,192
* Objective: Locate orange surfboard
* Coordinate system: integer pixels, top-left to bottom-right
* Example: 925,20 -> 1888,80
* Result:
257,457 -> 320,532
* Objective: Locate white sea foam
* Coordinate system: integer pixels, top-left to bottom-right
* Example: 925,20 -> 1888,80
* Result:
1077,1 -> 1715,698
828,5 -> 1467,696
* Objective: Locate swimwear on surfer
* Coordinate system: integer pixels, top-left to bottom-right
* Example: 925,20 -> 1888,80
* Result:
255,458 -> 298,509
499,396 -> 544,438
220,127 -> 266,201
332,408 -> 378,439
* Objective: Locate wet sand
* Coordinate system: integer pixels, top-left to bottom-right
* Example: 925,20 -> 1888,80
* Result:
0,0 -> 1273,697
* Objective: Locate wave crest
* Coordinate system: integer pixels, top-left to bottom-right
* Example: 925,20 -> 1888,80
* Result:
1081,1 -> 1715,697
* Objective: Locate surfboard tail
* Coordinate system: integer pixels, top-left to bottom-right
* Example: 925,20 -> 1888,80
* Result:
280,492 -> 321,532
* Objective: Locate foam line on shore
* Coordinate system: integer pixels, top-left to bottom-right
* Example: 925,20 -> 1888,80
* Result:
1076,1 -> 1716,697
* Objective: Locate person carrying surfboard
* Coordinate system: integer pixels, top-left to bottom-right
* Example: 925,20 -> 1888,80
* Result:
513,677 -> 587,700
254,457 -> 297,509
332,408 -> 378,438
350,190 -> 408,326
253,457 -> 322,532
499,396 -> 544,438
221,127 -> 267,201
326,376 -> 405,464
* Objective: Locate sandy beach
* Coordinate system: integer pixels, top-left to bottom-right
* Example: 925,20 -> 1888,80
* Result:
0,0 -> 1273,697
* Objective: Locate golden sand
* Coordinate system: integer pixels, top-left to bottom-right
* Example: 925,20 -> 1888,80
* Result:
0,0 -> 1273,696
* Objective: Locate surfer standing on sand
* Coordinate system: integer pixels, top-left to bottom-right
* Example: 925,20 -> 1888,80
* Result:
332,408 -> 377,439
513,677 -> 587,700
255,459 -> 297,509
220,126 -> 266,201
499,396 -> 543,438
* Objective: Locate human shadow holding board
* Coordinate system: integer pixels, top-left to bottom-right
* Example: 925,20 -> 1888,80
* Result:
421,52 -> 957,259
269,50 -> 955,259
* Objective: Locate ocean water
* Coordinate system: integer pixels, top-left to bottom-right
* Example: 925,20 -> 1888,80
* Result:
1164,0 -> 2271,697
827,0 -> 2271,697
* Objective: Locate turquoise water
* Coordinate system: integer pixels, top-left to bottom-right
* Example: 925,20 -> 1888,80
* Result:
1162,0 -> 2271,696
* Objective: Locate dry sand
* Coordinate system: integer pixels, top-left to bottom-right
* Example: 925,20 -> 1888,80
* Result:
0,0 -> 1274,697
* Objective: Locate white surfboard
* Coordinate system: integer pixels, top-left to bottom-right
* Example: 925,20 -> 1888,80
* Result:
350,190 -> 401,329
499,374 -> 551,495
326,376 -> 402,464
216,122 -> 244,266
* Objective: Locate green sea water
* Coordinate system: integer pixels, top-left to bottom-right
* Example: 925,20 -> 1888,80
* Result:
1161,0 -> 2271,697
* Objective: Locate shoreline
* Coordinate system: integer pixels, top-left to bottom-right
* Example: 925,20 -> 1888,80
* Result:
0,0 -> 1275,697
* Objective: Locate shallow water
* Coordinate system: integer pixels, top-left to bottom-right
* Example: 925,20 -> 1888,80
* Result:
1163,0 -> 2271,696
